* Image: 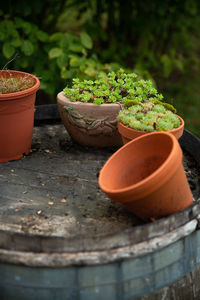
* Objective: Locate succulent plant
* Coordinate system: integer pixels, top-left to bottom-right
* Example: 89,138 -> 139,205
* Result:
63,69 -> 164,105
118,102 -> 180,132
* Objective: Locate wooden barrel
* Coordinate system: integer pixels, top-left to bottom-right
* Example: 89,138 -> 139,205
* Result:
0,105 -> 200,300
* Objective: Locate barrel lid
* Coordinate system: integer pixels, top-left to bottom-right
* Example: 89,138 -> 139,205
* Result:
0,119 -> 200,257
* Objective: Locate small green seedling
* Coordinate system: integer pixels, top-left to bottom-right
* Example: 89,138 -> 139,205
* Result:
0,72 -> 35,94
63,69 -> 164,105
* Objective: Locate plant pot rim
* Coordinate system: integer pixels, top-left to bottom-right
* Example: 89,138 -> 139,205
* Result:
99,131 -> 182,198
118,115 -> 184,137
0,70 -> 40,101
57,91 -> 123,109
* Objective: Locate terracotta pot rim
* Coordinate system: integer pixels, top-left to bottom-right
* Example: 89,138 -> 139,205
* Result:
118,115 -> 184,138
57,91 -> 122,108
0,70 -> 40,101
99,131 -> 182,197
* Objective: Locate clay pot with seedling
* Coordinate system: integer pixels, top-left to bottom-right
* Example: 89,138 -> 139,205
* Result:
0,70 -> 40,162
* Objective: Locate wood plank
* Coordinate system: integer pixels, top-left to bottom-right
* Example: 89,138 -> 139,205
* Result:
0,124 -> 200,253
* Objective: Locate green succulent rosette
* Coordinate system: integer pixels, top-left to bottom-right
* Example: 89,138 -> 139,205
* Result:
118,102 -> 180,132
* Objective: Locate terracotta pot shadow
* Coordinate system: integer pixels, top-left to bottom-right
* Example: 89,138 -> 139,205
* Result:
98,132 -> 193,221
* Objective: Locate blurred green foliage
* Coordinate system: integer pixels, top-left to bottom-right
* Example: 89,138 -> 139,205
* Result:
0,1 -> 122,99
0,0 -> 199,135
58,0 -> 200,75
57,0 -> 200,136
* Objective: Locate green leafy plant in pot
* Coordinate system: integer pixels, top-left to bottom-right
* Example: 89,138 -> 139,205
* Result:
118,98 -> 184,144
0,70 -> 40,162
57,69 -> 162,147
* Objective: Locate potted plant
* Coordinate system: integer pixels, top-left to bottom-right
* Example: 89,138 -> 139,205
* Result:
118,101 -> 184,144
98,131 -> 193,221
57,69 -> 163,147
0,70 -> 40,162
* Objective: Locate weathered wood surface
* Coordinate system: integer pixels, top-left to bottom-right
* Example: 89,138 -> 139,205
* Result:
1,121 -> 200,300
0,124 -> 200,255
0,124 -> 142,237
0,218 -> 197,267
1,226 -> 200,300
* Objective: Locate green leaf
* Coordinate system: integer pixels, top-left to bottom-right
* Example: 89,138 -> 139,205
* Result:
80,32 -> 93,49
14,18 -> 32,34
11,38 -> 22,47
2,42 -> 15,59
0,30 -> 5,41
49,32 -> 63,42
14,17 -> 25,29
22,22 -> 32,34
60,34 -> 71,50
61,68 -> 74,79
2,20 -> 15,32
11,29 -> 20,39
36,30 -> 49,42
82,48 -> 87,56
69,44 -> 84,53
56,54 -> 69,69
84,67 -> 96,77
69,55 -> 86,67
69,55 -> 78,66
48,47 -> 63,59
21,40 -> 34,56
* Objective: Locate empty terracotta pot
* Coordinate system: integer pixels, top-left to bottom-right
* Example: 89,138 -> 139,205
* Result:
98,132 -> 193,220
118,115 -> 184,144
0,70 -> 40,162
57,91 -> 123,147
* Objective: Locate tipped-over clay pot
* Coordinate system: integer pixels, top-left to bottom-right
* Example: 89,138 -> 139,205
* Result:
57,91 -> 123,147
0,70 -> 40,162
99,131 -> 193,220
118,115 -> 184,144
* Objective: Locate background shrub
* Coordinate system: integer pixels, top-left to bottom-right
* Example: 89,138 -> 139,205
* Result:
0,0 -> 199,135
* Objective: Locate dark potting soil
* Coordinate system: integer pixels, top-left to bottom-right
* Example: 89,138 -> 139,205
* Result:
0,124 -> 199,237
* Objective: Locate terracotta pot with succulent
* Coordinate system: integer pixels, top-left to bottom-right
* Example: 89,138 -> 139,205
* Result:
118,101 -> 184,144
0,70 -> 40,162
57,69 -> 163,147
99,131 -> 193,221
